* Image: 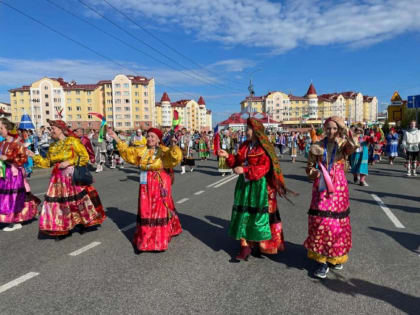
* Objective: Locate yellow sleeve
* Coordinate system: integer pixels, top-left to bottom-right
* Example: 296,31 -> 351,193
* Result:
160,145 -> 182,168
33,153 -> 51,168
70,138 -> 89,167
117,141 -> 146,166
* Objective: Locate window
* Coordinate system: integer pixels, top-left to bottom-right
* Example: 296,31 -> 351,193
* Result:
88,122 -> 92,127
106,100 -> 112,104
87,99 -> 92,103
107,107 -> 113,111
135,107 -> 139,111
88,115 -> 92,119
123,83 -> 129,88
68,106 -> 72,111
124,114 -> 130,119
144,100 -> 148,104
107,115 -> 113,119
116,114 -> 122,119
68,115 -> 72,119
115,91 -> 121,96
135,100 -> 139,104
87,91 -> 92,95
87,107 -> 92,111
144,107 -> 148,112
125,99 -> 129,104
76,98 -> 81,103
76,106 -> 81,111
135,115 -> 140,119
77,122 -> 82,127
117,122 -> 122,127
135,122 -> 140,126
77,114 -> 82,119
45,94 -> 49,99
125,122 -> 131,127
144,115 -> 149,119
20,99 -> 24,104
67,98 -> 71,103
124,106 -> 130,111
116,107 -> 121,112
144,92 -> 148,96
115,99 -> 121,104
134,92 -> 139,96
44,86 -> 48,90
115,84 -> 121,88
66,90 -> 71,95
123,91 -> 129,96
76,91 -> 80,95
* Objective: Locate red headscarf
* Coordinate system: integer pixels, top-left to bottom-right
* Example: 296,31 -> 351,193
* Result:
147,127 -> 163,141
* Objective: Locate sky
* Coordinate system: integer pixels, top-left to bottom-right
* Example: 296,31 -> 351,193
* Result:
1,0 -> 420,124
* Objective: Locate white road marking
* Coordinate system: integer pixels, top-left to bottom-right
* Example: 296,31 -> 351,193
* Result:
176,198 -> 189,204
120,222 -> 136,232
206,174 -> 235,188
194,190 -> 205,195
34,192 -> 46,197
213,175 -> 239,188
68,241 -> 102,256
0,272 -> 39,294
371,194 -> 405,229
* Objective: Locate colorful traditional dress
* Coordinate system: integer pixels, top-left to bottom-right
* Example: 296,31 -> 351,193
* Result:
198,136 -> 210,159
180,134 -> 195,167
350,135 -> 369,176
226,141 -> 285,254
34,137 -> 106,236
0,140 -> 40,223
117,142 -> 183,251
386,132 -> 399,157
304,135 -> 358,264
218,134 -> 233,173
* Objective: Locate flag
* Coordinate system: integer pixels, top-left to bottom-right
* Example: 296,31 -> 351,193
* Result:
213,124 -> 219,134
89,112 -> 107,143
172,110 -> 181,132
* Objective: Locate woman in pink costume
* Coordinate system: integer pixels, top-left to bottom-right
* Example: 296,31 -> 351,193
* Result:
304,116 -> 358,279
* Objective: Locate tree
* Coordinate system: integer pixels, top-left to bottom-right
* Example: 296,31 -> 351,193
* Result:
401,109 -> 416,129
382,119 -> 390,134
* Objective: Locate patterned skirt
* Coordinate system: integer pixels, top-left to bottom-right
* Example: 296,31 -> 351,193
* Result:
39,166 -> 106,236
304,162 -> 352,264
133,170 -> 182,251
0,166 -> 40,223
229,175 -> 285,254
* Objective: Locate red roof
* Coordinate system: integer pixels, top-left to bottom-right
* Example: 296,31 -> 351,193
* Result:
161,92 -> 171,102
206,109 -> 212,114
306,83 -> 317,96
198,96 -> 205,105
288,94 -> 308,101
171,99 -> 191,108
97,80 -> 112,85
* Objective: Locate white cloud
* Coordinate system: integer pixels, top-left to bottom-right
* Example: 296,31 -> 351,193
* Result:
89,0 -> 420,53
0,57 -> 251,91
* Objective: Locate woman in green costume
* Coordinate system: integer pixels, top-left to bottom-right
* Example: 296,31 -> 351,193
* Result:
218,118 -> 291,261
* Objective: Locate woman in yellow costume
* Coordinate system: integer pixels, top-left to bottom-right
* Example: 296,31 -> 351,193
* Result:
108,127 -> 183,252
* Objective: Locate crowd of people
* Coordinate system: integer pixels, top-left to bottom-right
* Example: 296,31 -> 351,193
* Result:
1,115 -> 419,279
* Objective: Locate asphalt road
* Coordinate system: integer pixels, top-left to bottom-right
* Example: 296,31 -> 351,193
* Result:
0,154 -> 419,314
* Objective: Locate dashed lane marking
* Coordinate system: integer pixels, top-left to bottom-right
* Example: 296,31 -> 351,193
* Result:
68,241 -> 102,256
0,272 -> 39,294
206,174 -> 235,188
194,190 -> 205,195
213,175 -> 238,188
176,198 -> 189,204
371,194 -> 405,229
120,222 -> 136,232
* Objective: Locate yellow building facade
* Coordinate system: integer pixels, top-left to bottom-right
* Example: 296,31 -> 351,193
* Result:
239,83 -> 378,126
9,74 -> 155,130
155,92 -> 213,132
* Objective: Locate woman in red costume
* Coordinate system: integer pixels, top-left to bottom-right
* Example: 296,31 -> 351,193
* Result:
108,127 -> 183,252
219,118 -> 293,260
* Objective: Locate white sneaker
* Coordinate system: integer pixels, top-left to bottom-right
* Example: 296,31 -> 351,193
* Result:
222,173 -> 226,177
3,223 -> 23,231
407,172 -> 412,177
412,172 -> 417,177
190,168 -> 194,172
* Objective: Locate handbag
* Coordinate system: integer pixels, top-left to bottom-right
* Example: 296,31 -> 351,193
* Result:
73,155 -> 93,186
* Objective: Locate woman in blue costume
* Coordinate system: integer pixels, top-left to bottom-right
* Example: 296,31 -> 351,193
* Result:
350,126 -> 370,186
386,128 -> 399,165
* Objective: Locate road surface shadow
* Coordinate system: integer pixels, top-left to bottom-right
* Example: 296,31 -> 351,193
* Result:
320,276 -> 420,315
194,169 -> 224,176
369,227 -> 420,254
106,207 -> 136,244
354,189 -> 420,203
263,241 -> 313,272
177,213 -> 237,258
284,174 -> 310,182
350,197 -> 420,214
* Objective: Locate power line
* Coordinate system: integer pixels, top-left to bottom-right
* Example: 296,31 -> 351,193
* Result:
77,0 -> 243,93
0,0 -> 197,99
101,0 -> 246,88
